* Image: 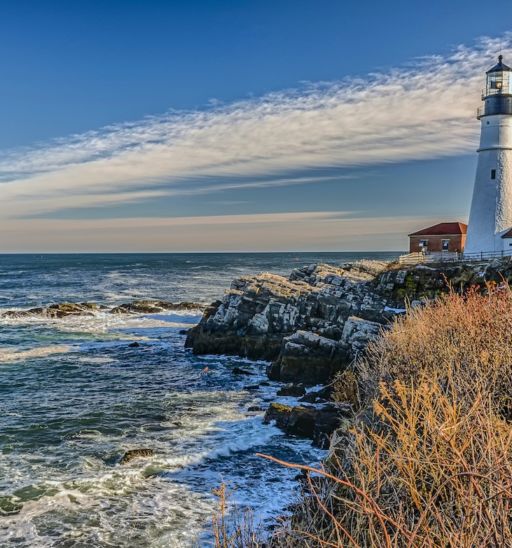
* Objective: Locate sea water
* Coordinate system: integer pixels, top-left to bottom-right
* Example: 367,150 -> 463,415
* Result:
0,252 -> 398,547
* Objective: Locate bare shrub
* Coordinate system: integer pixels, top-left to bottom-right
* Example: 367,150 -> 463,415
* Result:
213,287 -> 512,547
359,284 -> 512,419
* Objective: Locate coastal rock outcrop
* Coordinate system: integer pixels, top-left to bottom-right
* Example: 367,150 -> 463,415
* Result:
110,300 -> 201,314
2,300 -> 205,319
119,448 -> 155,464
185,262 -> 390,365
2,302 -> 108,318
270,330 -> 347,384
186,261 -> 393,383
186,257 -> 512,387
263,402 -> 352,448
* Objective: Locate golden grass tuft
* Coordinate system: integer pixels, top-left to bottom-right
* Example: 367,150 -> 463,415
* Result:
212,483 -> 260,548
359,284 -> 512,419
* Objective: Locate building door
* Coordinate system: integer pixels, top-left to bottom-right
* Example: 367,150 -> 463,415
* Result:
442,239 -> 450,251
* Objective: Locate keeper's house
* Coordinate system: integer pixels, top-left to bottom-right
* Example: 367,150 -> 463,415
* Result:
408,222 -> 467,254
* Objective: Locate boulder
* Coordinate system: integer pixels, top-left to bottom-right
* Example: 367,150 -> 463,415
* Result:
247,405 -> 263,412
273,331 -> 348,384
263,402 -> 292,430
264,403 -> 316,438
231,367 -> 254,376
277,383 -> 307,397
299,385 -> 333,404
263,402 -> 351,448
340,316 -> 382,356
119,448 -> 155,464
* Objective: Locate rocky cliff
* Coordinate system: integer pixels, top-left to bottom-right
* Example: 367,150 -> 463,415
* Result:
186,257 -> 512,384
186,261 -> 391,374
185,257 -> 512,446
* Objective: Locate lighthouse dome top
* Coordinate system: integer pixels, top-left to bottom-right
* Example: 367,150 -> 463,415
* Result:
487,55 -> 512,73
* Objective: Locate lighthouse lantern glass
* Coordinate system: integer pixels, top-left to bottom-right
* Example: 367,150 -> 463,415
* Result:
487,71 -> 512,95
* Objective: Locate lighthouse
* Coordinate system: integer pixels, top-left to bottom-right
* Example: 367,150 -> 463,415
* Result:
465,56 -> 512,255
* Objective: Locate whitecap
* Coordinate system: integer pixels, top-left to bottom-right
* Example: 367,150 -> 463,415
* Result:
0,345 -> 73,363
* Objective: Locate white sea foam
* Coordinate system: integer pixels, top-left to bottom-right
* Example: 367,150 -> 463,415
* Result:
0,307 -> 201,330
75,356 -> 117,364
0,269 -> 323,546
0,345 -> 74,363
0,374 -> 323,547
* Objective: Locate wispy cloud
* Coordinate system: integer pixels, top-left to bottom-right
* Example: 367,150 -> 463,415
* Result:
0,34 -> 509,223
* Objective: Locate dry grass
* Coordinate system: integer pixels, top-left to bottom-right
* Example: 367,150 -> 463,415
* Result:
213,286 -> 512,547
359,283 -> 512,419
212,484 -> 261,548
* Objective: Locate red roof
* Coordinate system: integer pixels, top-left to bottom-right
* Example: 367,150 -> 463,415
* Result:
409,222 -> 467,237
502,228 -> 512,238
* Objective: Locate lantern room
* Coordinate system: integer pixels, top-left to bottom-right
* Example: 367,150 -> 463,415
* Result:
478,56 -> 512,119
485,55 -> 512,96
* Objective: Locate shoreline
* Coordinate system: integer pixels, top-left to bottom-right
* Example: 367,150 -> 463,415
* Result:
184,256 -> 512,538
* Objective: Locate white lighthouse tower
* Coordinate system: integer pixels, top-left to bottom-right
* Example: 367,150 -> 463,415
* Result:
465,56 -> 512,255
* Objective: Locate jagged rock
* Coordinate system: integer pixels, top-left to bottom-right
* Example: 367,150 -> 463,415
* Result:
185,262 -> 392,363
231,367 -> 253,375
119,448 -> 154,464
341,316 -> 382,356
2,300 -> 204,319
372,258 -> 512,305
273,330 -> 348,384
3,302 -> 106,318
299,385 -> 333,403
110,300 -> 201,314
247,405 -> 263,412
263,402 -> 351,448
186,273 -> 312,359
277,383 -> 307,397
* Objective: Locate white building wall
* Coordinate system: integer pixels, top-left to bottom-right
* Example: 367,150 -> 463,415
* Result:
465,114 -> 512,254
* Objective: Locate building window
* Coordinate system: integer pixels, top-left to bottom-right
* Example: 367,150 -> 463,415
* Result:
419,239 -> 429,249
442,239 -> 450,251
491,169 -> 497,179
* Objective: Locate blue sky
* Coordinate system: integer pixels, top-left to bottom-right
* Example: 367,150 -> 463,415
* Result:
1,0 -> 512,251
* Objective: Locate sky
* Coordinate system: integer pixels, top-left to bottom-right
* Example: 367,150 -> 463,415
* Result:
1,0 -> 512,252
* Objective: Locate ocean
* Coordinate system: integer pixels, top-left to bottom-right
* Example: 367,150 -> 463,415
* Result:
0,252 -> 399,547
